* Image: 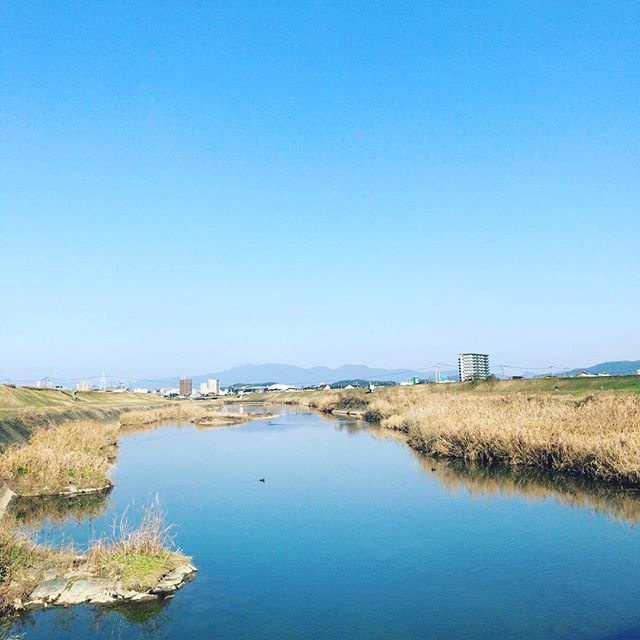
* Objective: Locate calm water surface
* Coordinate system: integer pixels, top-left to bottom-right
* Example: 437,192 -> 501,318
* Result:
6,405 -> 640,640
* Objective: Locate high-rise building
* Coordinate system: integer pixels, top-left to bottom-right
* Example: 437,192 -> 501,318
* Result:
76,380 -> 93,392
179,376 -> 193,396
199,382 -> 209,394
207,379 -> 220,395
458,353 -> 490,382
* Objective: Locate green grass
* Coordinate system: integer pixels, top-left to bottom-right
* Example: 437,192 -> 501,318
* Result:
110,551 -> 173,590
239,375 -> 640,404
454,375 -> 640,394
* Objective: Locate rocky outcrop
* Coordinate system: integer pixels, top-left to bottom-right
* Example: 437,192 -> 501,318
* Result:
21,563 -> 197,610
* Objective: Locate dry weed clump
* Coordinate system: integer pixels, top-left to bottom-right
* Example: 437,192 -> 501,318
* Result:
87,498 -> 189,591
0,420 -> 118,496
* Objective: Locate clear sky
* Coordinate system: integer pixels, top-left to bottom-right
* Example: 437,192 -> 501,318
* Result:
1,1 -> 639,381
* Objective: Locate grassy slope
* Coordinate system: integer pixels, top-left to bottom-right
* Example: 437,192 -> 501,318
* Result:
0,386 -> 172,446
0,386 -> 169,414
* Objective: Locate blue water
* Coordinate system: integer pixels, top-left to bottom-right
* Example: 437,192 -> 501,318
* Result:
7,406 -> 640,639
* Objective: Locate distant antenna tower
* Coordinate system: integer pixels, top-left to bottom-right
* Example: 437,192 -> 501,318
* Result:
99,372 -> 107,391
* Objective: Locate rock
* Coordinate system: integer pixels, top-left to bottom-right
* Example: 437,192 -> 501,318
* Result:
57,578 -> 116,605
9,562 -> 197,612
25,578 -> 69,606
151,564 -> 196,593
151,582 -> 177,594
129,592 -> 158,602
63,569 -> 93,580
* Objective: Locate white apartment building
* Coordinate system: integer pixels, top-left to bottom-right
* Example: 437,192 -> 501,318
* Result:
208,379 -> 220,395
458,353 -> 490,382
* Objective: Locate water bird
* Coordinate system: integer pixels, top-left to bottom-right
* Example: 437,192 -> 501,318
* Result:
259,477 -> 265,483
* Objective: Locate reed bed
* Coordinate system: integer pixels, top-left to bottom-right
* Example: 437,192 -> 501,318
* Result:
392,394 -> 640,486
0,420 -> 118,496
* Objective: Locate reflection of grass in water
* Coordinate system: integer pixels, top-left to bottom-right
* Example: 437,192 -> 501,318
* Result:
18,599 -> 171,637
91,598 -> 168,629
423,453 -> 640,526
86,598 -> 170,640
365,424 -> 640,526
10,490 -> 110,527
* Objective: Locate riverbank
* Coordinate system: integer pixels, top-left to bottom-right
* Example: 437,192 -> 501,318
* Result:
0,399 -> 275,612
0,385 -> 172,447
264,384 -> 640,488
0,418 -> 195,612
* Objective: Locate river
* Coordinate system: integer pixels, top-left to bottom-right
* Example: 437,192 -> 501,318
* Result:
5,405 -> 640,639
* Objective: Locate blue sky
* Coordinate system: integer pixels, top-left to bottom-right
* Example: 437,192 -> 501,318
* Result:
1,1 -> 639,381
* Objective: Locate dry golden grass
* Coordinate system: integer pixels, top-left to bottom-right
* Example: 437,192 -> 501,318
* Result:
119,403 -> 219,427
393,394 -> 640,486
0,420 -> 118,496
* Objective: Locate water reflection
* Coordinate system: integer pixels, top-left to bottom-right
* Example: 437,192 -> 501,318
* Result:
9,490 -> 110,528
342,419 -> 640,526
10,599 -> 171,639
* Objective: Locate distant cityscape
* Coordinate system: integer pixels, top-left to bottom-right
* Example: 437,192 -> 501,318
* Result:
7,354 -> 640,398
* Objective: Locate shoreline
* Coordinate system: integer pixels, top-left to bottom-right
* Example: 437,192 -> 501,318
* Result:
0,402 -> 276,614
260,386 -> 640,489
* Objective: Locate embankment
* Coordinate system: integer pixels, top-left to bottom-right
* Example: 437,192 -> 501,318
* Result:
0,385 -> 173,447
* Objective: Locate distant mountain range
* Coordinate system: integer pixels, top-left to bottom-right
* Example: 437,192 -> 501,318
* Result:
561,360 -> 640,378
133,359 -> 639,389
139,364 -> 433,388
